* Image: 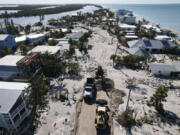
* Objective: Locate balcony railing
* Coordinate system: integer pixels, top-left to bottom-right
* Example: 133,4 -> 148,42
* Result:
14,111 -> 29,127
10,103 -> 25,118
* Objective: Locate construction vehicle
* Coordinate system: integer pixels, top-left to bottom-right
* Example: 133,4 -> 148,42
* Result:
84,78 -> 95,100
94,104 -> 109,130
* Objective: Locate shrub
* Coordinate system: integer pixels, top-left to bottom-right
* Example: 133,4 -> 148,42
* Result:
112,55 -> 148,69
48,39 -> 58,46
116,108 -> 136,127
147,85 -> 168,115
67,63 -> 81,76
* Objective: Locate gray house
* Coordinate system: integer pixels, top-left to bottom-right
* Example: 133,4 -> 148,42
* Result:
126,47 -> 153,58
0,82 -> 30,134
0,55 -> 24,80
128,39 -> 177,53
148,61 -> 180,77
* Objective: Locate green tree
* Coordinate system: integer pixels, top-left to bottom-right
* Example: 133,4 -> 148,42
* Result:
19,45 -> 28,55
28,74 -> 49,127
147,85 -> 168,114
25,25 -> 31,34
48,39 -> 58,46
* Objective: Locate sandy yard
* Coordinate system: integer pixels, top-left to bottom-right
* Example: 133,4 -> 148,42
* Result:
35,25 -> 180,135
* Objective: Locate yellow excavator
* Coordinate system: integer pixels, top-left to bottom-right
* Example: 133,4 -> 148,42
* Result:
94,101 -> 109,130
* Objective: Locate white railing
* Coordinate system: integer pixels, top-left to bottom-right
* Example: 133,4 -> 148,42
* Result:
10,103 -> 25,118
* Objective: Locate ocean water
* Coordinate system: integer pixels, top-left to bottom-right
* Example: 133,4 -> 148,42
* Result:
103,4 -> 180,34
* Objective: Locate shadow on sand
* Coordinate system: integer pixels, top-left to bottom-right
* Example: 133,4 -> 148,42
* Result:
161,110 -> 180,126
96,124 -> 111,135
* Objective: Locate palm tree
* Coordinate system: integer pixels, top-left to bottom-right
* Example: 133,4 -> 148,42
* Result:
125,78 -> 137,111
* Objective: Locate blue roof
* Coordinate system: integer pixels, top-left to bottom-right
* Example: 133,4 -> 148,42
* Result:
0,34 -> 9,41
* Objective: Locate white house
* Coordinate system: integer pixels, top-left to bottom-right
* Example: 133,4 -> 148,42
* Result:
15,33 -> 45,45
0,82 -> 30,134
155,35 -> 172,41
27,45 -> 65,55
119,23 -> 136,32
0,55 -> 24,80
142,24 -> 161,33
148,61 -> 180,77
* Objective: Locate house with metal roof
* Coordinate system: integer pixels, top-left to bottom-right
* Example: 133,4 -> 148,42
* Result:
128,38 -> 177,53
0,34 -> 16,49
148,61 -> 180,77
0,55 -> 24,80
15,33 -> 45,45
0,82 -> 30,134
126,47 -> 153,58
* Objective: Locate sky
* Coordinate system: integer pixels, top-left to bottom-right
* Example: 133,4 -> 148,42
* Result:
0,0 -> 180,4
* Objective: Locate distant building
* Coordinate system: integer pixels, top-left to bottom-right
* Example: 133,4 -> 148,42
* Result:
15,33 -> 45,45
148,61 -> 180,77
0,82 -> 30,134
0,22 -> 7,33
116,9 -> 132,18
142,25 -> 161,33
119,16 -> 136,25
0,55 -> 24,80
0,34 -> 16,49
119,24 -> 136,32
155,35 -> 172,41
66,32 -> 84,41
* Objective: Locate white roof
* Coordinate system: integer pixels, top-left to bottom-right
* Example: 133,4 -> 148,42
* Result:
120,24 -> 136,29
15,34 -> 44,43
143,25 -> 161,33
28,46 -> 61,54
0,55 -> 24,66
61,28 -> 68,33
0,82 -> 28,114
27,33 -> 44,39
125,35 -> 138,39
0,81 -> 28,90
155,35 -> 172,40
15,35 -> 27,42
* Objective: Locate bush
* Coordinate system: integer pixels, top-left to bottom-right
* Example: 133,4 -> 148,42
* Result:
32,40 -> 44,46
19,45 -> 29,55
112,55 -> 148,69
48,39 -> 58,46
116,108 -> 136,127
0,45 -> 11,57
68,63 -> 81,76
147,85 -> 168,115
